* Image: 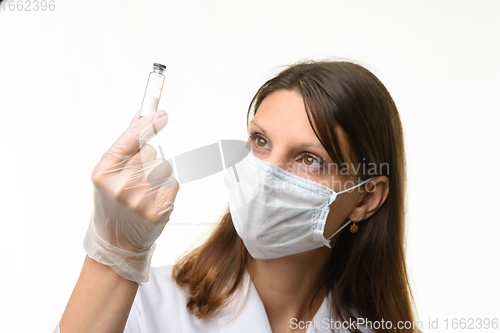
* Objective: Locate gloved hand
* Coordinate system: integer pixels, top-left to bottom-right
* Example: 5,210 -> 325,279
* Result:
83,110 -> 179,286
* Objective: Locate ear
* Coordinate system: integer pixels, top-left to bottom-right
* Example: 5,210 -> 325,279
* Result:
350,175 -> 390,221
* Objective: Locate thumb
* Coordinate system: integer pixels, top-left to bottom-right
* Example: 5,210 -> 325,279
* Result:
129,109 -> 142,126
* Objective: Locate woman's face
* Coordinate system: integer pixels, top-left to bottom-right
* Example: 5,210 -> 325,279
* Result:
247,89 -> 364,241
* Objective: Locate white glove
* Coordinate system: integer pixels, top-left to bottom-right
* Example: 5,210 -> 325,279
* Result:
83,110 -> 179,285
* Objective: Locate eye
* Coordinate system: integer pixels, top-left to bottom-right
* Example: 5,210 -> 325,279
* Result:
256,137 -> 267,147
250,132 -> 270,149
301,154 -> 322,167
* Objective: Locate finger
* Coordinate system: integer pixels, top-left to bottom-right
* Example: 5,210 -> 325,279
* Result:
126,143 -> 158,168
150,159 -> 173,181
119,157 -> 170,192
118,156 -> 173,204
122,144 -> 159,186
121,148 -> 162,192
137,111 -> 169,148
155,177 -> 179,203
144,158 -> 174,186
150,177 -> 179,223
127,172 -> 179,224
129,109 -> 142,126
103,111 -> 169,169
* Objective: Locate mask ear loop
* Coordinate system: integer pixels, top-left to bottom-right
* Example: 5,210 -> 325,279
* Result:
326,219 -> 352,241
325,177 -> 374,241
336,176 -> 374,195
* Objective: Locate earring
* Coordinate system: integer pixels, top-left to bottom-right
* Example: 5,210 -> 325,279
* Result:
350,217 -> 362,233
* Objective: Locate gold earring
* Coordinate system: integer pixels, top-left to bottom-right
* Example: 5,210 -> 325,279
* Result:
350,217 -> 362,233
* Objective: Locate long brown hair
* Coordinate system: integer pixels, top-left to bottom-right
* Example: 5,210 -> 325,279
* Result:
173,60 -> 418,333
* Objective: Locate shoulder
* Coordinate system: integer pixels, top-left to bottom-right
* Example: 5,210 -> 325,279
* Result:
142,265 -> 179,292
125,265 -> 219,333
138,265 -> 186,303
138,264 -> 191,311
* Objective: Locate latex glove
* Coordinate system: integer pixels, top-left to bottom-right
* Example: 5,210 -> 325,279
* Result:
83,110 -> 179,285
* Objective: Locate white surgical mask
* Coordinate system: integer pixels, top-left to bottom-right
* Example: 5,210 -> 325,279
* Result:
223,148 -> 374,260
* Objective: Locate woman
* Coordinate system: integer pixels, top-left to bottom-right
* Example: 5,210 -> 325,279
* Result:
56,61 -> 418,333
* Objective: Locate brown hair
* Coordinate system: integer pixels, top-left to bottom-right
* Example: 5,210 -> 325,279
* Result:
173,60 -> 418,332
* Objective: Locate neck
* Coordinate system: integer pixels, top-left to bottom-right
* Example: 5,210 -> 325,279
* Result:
248,246 -> 333,331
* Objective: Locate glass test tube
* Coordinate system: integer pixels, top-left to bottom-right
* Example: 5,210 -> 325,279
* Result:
139,63 -> 166,159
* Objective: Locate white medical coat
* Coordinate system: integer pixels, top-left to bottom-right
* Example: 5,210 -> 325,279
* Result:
53,265 -> 374,333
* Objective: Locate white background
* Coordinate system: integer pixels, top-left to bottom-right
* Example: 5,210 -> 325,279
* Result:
0,1 -> 499,332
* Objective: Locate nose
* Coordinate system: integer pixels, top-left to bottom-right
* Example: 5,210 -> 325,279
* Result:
259,150 -> 293,173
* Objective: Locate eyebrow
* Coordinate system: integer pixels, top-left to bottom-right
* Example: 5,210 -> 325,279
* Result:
249,120 -> 325,149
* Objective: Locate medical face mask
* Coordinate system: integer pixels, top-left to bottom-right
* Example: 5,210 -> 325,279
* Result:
223,149 -> 374,260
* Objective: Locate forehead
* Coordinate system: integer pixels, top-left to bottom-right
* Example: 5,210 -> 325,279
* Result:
251,89 -> 315,139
